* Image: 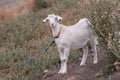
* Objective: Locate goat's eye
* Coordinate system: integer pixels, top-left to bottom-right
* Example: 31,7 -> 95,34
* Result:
46,19 -> 49,22
55,17 -> 58,20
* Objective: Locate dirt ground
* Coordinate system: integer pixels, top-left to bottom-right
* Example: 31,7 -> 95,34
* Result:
107,73 -> 120,80
36,46 -> 110,80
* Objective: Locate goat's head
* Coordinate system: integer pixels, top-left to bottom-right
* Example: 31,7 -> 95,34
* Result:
42,14 -> 62,28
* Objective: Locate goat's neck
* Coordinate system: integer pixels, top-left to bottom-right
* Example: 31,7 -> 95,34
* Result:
51,22 -> 62,38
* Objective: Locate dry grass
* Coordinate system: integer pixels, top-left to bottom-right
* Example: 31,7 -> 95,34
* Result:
0,0 -> 34,20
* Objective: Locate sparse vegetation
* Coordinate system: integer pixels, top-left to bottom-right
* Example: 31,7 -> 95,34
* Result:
0,0 -> 120,80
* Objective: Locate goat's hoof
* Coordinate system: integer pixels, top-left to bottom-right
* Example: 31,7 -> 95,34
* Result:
80,63 -> 86,67
58,70 -> 67,74
58,71 -> 67,74
58,70 -> 62,74
93,61 -> 98,64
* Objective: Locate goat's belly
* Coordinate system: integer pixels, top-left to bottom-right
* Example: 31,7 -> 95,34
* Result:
70,39 -> 88,50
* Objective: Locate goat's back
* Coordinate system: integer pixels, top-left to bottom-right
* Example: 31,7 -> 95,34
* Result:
72,18 -> 91,29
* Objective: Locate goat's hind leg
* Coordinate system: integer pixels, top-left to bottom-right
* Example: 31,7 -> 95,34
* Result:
93,44 -> 98,64
80,45 -> 88,66
90,36 -> 98,64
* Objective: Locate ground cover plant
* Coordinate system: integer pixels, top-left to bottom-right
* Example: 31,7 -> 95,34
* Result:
0,0 -> 79,79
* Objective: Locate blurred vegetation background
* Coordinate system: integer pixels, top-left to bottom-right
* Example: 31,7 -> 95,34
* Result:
0,0 -> 120,80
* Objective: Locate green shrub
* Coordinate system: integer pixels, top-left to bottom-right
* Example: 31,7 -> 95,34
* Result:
87,1 -> 120,77
34,0 -> 49,10
89,1 -> 120,61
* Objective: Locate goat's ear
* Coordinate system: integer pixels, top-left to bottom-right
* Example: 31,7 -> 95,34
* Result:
42,18 -> 48,23
56,15 -> 62,21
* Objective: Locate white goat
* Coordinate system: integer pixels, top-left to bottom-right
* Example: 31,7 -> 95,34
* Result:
43,14 -> 98,74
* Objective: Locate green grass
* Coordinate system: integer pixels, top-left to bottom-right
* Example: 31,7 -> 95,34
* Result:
0,0 -> 79,79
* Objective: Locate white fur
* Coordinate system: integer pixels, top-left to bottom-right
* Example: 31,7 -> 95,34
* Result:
43,14 -> 98,74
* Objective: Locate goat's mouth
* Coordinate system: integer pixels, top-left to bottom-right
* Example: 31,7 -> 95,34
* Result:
51,25 -> 56,29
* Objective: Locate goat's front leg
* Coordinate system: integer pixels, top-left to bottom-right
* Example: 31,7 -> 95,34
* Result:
57,47 -> 64,74
58,47 -> 70,74
61,48 -> 70,74
80,45 -> 88,66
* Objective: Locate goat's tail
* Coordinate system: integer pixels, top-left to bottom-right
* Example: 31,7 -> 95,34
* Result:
85,19 -> 94,28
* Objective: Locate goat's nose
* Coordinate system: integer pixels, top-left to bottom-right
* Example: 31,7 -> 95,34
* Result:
51,23 -> 54,25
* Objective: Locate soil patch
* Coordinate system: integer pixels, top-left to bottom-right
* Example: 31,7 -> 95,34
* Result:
37,46 -> 109,80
